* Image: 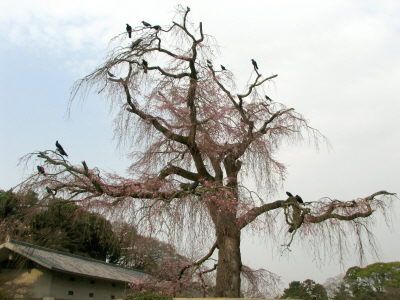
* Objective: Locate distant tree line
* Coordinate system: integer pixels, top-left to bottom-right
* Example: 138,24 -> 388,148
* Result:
0,189 -> 186,272
281,262 -> 400,299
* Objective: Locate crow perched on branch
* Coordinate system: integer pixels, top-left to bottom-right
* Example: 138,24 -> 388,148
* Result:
37,166 -> 45,176
295,195 -> 304,204
142,21 -> 151,27
190,181 -> 199,191
55,141 -> 68,157
142,59 -> 148,73
152,25 -> 161,30
46,187 -> 53,194
221,65 -> 226,71
82,161 -> 89,174
286,191 -> 294,198
107,71 -> 115,78
265,95 -> 272,101
251,59 -> 258,70
126,24 -> 132,38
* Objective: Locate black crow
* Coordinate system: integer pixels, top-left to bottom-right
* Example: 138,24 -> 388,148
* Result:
131,38 -> 142,49
46,187 -> 52,194
37,166 -> 45,176
126,24 -> 132,38
221,65 -> 226,71
206,59 -> 212,66
142,59 -> 148,73
190,181 -> 199,191
82,161 -> 89,174
107,71 -> 115,77
152,25 -> 161,30
142,21 -> 151,27
286,191 -> 293,198
265,95 -> 272,101
55,140 -> 68,156
295,195 -> 304,204
251,59 -> 258,70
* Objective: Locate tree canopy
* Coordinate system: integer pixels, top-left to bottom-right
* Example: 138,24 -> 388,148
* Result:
0,189 -> 39,240
341,262 -> 400,299
281,279 -> 328,300
282,262 -> 400,300
0,189 -> 120,262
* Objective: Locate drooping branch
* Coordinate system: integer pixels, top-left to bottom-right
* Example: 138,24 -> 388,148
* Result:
121,80 -> 190,147
208,65 -> 251,124
177,240 -> 218,281
237,74 -> 278,99
207,64 -> 300,168
238,199 -> 289,229
306,191 -> 395,223
238,191 -> 395,230
198,263 -> 218,297
240,265 -> 281,298
257,108 -> 295,134
25,151 -> 197,205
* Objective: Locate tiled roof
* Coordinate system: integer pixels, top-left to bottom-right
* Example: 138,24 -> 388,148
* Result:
0,240 -> 149,283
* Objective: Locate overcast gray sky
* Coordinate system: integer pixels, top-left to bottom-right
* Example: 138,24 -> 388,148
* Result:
1,0 -> 399,290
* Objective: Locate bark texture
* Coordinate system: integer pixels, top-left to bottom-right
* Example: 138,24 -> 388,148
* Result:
215,210 -> 242,297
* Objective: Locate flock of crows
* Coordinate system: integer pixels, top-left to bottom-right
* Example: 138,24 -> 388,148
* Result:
36,141 -> 304,203
36,141 -> 70,177
122,19 -> 268,89
126,5 -> 191,36
125,21 -> 161,39
36,18 -> 282,196
36,141 -> 92,196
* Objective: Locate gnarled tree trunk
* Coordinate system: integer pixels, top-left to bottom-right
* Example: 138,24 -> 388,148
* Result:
215,213 -> 242,297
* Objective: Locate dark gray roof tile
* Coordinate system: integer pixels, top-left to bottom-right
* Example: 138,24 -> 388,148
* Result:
0,240 -> 148,283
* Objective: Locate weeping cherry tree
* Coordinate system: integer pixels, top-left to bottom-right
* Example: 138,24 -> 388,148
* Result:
21,7 -> 396,297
